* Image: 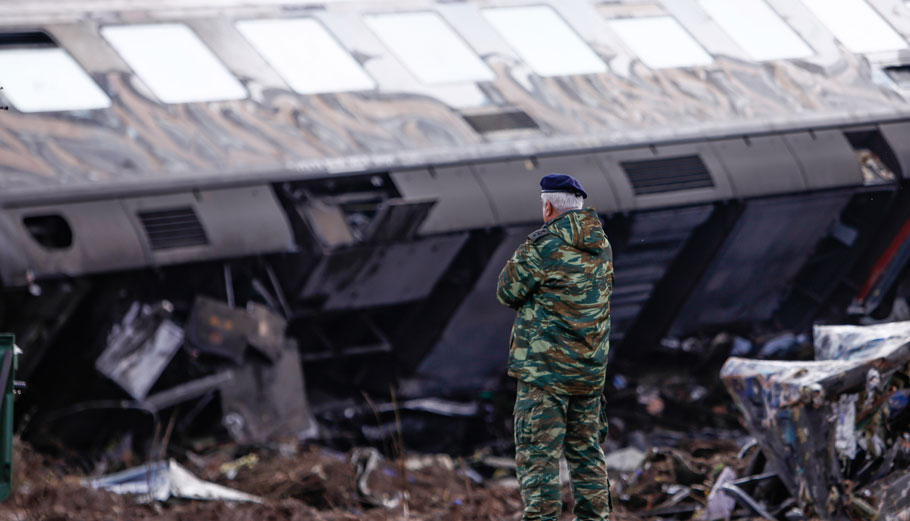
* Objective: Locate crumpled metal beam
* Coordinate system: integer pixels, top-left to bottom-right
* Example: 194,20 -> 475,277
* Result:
721,321 -> 910,520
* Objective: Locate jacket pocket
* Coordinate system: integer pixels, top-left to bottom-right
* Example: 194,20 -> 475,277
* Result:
513,382 -> 543,446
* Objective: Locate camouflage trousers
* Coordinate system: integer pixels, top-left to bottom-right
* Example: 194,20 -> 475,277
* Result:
514,380 -> 612,521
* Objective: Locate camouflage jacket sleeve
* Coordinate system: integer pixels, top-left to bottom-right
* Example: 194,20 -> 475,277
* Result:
496,239 -> 544,310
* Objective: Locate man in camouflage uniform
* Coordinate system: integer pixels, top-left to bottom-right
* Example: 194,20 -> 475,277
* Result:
497,173 -> 613,521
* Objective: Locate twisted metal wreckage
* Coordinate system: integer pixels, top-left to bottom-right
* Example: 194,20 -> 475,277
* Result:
722,321 -> 910,521
0,2 -> 910,515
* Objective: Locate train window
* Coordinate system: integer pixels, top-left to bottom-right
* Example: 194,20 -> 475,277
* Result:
701,0 -> 813,61
0,31 -> 110,112
481,6 -> 607,77
607,17 -> 713,69
364,12 -> 494,85
23,214 -> 73,249
885,65 -> 910,89
801,0 -> 907,53
236,18 -> 375,95
101,24 -> 247,104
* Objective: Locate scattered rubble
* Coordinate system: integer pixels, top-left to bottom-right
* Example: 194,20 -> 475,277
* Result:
1,434 -> 762,521
28,294 -> 318,456
11,274 -> 910,521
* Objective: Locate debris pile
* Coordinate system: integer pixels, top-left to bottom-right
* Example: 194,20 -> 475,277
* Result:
14,275 -> 910,521
3,434 -> 763,521
0,439 -> 530,521
721,320 -> 910,520
27,294 -> 319,458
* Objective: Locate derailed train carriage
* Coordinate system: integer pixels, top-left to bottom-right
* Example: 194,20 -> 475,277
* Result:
1,0 -> 910,446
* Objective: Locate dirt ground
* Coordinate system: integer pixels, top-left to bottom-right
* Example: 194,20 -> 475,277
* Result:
0,436 -> 744,521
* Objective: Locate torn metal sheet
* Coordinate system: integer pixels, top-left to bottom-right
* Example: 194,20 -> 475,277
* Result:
834,394 -> 859,460
86,459 -> 262,504
299,234 -> 468,311
140,371 -> 234,412
351,447 -> 401,509
858,470 -> 910,521
700,467 -> 736,521
95,302 -> 184,401
721,322 -> 910,520
219,342 -> 317,443
186,297 -> 250,364
719,483 -> 774,520
244,302 -> 286,363
814,320 -> 910,361
187,297 -> 288,363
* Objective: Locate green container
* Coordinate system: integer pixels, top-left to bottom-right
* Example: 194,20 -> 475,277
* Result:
0,334 -> 15,501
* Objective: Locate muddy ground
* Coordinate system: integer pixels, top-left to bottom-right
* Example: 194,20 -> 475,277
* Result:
0,434 -> 750,521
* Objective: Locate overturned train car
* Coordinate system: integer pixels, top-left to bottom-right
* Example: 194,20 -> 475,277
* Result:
2,0 -> 910,445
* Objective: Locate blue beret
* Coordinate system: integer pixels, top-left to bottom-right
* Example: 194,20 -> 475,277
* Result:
540,173 -> 588,199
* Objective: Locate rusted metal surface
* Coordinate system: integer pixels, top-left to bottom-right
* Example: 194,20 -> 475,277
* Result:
0,0 -> 908,203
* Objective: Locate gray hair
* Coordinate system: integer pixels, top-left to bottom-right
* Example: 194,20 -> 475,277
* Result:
541,192 -> 584,214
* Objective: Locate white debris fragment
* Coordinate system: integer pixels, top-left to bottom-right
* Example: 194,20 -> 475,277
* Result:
603,447 -> 646,473
834,394 -> 858,460
701,467 -> 737,521
865,368 -> 882,408
813,321 -> 910,361
87,459 -> 263,504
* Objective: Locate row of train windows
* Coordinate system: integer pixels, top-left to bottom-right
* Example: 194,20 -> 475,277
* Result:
0,0 -> 907,112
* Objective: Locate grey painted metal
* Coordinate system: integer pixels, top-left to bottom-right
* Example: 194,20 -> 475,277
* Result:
1,199 -> 148,284
599,143 -> 733,211
880,122 -> 910,178
471,159 -> 541,225
219,343 -> 316,442
669,191 -> 853,337
299,234 -> 469,310
712,136 -> 807,197
610,205 -> 714,340
473,154 -> 620,225
0,185 -> 294,285
0,0 -> 909,286
416,226 -> 534,391
128,186 -> 295,266
784,130 -> 864,189
390,167 -> 498,234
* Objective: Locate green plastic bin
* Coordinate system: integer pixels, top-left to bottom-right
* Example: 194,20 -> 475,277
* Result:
0,334 -> 15,501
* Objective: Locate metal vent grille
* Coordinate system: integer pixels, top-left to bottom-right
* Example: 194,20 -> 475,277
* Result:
462,110 -> 539,134
621,155 -> 714,195
137,207 -> 209,250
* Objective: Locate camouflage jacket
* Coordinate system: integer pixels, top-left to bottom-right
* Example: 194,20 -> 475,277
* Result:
496,208 -> 613,396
